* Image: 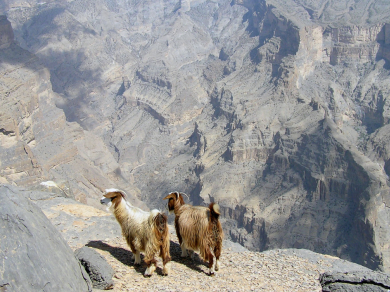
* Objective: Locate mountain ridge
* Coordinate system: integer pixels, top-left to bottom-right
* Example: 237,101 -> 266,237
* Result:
1,0 -> 390,273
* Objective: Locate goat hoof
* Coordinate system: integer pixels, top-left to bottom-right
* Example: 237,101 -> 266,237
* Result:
209,272 -> 215,277
144,270 -> 153,278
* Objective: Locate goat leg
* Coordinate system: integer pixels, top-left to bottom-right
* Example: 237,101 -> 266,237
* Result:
206,247 -> 215,276
214,244 -> 222,271
188,250 -> 196,260
160,245 -> 171,276
162,262 -> 171,276
133,251 -> 141,265
180,243 -> 188,257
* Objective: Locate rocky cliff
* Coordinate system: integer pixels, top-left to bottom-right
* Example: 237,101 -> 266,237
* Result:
1,0 -> 390,273
0,16 -> 146,210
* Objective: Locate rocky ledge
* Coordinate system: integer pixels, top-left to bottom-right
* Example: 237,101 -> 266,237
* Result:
3,184 -> 387,292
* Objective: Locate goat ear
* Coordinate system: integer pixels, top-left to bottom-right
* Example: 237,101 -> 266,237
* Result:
178,193 -> 186,205
163,192 -> 177,200
104,192 -> 117,198
104,189 -> 126,199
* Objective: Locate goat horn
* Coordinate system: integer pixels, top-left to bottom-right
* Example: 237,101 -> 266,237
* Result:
181,192 -> 189,200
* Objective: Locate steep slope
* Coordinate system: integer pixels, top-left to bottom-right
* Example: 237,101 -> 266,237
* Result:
0,16 -> 146,209
1,0 -> 390,272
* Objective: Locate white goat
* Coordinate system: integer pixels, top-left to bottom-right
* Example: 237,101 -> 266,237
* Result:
100,189 -> 171,277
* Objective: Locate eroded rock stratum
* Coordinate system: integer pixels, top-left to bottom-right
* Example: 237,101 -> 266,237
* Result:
1,0 -> 390,272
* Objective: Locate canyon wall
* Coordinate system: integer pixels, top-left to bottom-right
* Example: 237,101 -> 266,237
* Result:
0,16 -> 147,210
1,0 -> 390,272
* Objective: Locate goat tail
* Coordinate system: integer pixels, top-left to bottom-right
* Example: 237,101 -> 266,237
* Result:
209,203 -> 224,242
153,212 -> 169,239
209,202 -> 221,220
153,213 -> 171,262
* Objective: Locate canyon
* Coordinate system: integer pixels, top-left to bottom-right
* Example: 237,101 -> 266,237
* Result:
1,0 -> 390,273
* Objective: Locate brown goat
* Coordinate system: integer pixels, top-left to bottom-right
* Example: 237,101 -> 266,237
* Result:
101,189 -> 171,277
163,192 -> 223,275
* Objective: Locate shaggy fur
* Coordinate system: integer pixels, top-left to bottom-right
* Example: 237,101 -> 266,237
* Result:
163,192 -> 223,275
101,189 -> 171,277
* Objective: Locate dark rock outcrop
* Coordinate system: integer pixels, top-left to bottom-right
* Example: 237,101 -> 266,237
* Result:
75,246 -> 114,290
0,185 -> 91,292
0,15 -> 13,48
320,271 -> 390,292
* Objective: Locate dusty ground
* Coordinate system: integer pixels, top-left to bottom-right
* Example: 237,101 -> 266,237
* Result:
77,232 -> 325,292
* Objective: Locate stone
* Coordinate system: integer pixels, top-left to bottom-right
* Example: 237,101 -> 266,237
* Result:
320,271 -> 390,292
75,246 -> 114,290
0,185 -> 91,292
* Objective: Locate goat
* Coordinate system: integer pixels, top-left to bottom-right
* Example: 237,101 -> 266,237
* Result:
163,192 -> 223,276
100,189 -> 171,277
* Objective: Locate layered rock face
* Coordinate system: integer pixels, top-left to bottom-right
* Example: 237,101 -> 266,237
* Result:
0,15 -> 146,210
2,0 -> 390,273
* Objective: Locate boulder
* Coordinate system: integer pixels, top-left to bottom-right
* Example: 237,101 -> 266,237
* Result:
75,246 -> 114,290
0,185 -> 91,292
320,270 -> 390,292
